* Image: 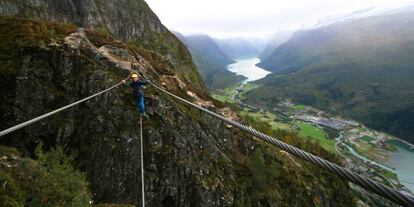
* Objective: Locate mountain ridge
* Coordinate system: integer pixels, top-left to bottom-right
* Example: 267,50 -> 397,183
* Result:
0,0 -> 356,206
258,31 -> 293,60
178,34 -> 235,65
249,10 -> 414,144
0,0 -> 208,96
174,33 -> 245,90
215,37 -> 261,59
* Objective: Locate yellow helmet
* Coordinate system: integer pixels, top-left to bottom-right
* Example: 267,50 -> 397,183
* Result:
131,73 -> 138,79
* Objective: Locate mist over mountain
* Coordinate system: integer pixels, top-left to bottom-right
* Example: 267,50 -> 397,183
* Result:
312,5 -> 414,29
174,33 -> 245,89
0,0 -> 358,206
175,33 -> 272,90
248,10 -> 414,144
258,31 -> 293,60
243,36 -> 270,51
215,37 -> 262,59
7,0 -> 414,205
178,33 -> 235,66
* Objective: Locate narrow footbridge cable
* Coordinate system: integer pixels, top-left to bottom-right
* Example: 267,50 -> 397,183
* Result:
1,72 -> 413,206
148,81 -> 414,207
0,76 -> 129,137
140,117 -> 145,207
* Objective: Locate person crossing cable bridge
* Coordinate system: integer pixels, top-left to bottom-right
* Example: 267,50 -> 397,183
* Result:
123,73 -> 150,117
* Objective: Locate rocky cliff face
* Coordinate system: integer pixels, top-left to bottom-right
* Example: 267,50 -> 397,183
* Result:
0,1 -> 356,206
0,0 -> 206,95
0,0 -> 165,40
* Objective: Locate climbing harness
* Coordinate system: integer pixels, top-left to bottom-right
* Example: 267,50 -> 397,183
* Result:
140,117 -> 145,207
1,72 -> 414,206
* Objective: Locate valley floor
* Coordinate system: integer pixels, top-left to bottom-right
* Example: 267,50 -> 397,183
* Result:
212,81 -> 414,198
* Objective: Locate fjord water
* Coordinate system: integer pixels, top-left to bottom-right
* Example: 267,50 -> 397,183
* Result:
226,57 -> 414,195
385,140 -> 414,193
227,57 -> 270,82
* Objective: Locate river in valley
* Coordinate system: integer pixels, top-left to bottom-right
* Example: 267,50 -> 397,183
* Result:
343,138 -> 414,193
227,56 -> 414,194
385,140 -> 414,193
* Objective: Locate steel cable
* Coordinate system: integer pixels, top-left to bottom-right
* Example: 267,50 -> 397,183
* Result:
149,81 -> 414,207
140,117 -> 146,207
0,76 -> 130,137
1,71 -> 413,206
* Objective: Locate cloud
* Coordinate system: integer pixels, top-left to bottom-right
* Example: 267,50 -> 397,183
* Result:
145,0 -> 414,38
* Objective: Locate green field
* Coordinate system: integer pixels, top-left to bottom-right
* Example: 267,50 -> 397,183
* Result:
384,143 -> 398,152
360,135 -> 375,143
213,83 -> 336,153
212,94 -> 234,103
238,83 -> 260,99
212,83 -> 241,103
381,170 -> 398,180
357,127 -> 367,132
239,109 -> 291,130
291,104 -> 306,110
213,82 -> 291,131
213,82 -> 262,103
293,121 -> 336,153
354,140 -> 374,155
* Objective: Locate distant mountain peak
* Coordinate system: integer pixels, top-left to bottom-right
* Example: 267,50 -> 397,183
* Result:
253,9 -> 414,145
214,37 -> 262,59
313,4 -> 414,29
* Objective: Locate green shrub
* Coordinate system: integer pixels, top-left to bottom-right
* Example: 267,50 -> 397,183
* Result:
0,16 -> 76,44
0,145 -> 91,207
0,172 -> 25,207
28,146 -> 91,207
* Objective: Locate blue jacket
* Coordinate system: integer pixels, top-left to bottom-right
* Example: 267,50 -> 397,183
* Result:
127,80 -> 148,98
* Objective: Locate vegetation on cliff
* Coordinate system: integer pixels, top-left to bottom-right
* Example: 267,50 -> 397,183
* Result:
233,116 -> 356,206
0,10 -> 356,207
0,145 -> 90,207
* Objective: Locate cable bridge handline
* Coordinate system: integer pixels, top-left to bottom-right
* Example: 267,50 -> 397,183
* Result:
0,73 -> 413,207
0,74 -> 131,137
0,72 -> 147,206
146,79 -> 414,207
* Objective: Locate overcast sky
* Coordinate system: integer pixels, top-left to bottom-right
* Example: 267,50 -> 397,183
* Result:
145,0 -> 414,38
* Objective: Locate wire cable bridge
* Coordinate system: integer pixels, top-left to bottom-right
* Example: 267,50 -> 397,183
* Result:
148,81 -> 414,207
1,73 -> 414,206
0,76 -> 130,137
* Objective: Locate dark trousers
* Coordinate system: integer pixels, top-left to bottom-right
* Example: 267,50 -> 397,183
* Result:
135,95 -> 145,114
